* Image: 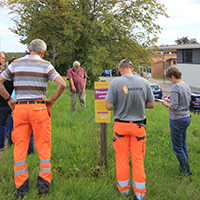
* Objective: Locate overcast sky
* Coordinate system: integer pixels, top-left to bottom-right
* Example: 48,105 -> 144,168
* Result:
156,0 -> 200,45
0,0 -> 200,52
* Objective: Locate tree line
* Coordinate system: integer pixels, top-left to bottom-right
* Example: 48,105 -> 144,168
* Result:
1,0 -> 168,78
3,1 -> 199,90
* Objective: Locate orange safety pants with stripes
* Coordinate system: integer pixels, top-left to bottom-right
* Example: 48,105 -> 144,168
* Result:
112,122 -> 147,199
12,102 -> 52,189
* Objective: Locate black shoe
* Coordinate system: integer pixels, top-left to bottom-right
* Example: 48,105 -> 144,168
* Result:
14,179 -> 29,199
38,176 -> 50,195
14,189 -> 26,199
39,183 -> 50,195
134,196 -> 139,200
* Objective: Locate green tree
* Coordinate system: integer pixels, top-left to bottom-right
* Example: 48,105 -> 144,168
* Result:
4,52 -> 10,63
190,38 -> 198,44
175,36 -> 198,44
2,0 -> 168,78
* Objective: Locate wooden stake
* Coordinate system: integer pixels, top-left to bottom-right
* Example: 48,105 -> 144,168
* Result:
100,123 -> 107,167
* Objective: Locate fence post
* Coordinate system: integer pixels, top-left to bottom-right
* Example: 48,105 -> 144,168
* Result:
100,123 -> 107,167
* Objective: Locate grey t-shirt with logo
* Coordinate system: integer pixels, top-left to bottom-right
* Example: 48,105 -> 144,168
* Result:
105,75 -> 155,121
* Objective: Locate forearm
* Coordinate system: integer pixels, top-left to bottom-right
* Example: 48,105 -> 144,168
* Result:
0,76 -> 10,100
69,79 -> 75,88
46,76 -> 66,107
106,102 -> 114,110
48,84 -> 66,102
84,78 -> 87,87
163,101 -> 170,108
145,101 -> 155,109
0,84 -> 10,100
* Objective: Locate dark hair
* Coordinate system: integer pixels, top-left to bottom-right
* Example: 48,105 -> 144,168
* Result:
119,59 -> 133,69
8,57 -> 18,65
166,66 -> 182,79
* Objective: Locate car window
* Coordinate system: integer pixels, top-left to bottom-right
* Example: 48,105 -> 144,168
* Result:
194,97 -> 200,101
151,85 -> 160,90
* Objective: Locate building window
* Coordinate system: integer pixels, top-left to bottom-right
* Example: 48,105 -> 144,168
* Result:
183,50 -> 193,63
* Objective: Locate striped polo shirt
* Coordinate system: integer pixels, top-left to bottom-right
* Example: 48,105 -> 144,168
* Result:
1,55 -> 59,100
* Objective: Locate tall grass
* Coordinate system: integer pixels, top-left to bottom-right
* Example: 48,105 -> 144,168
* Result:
0,80 -> 200,200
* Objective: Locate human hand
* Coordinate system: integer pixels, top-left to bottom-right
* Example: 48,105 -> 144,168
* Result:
72,86 -> 76,92
162,99 -> 169,107
163,98 -> 170,103
8,98 -> 16,111
45,98 -> 55,108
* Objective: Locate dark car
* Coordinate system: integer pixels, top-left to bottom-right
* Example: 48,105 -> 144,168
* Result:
190,91 -> 200,113
150,83 -> 163,99
112,69 -> 119,76
102,69 -> 120,77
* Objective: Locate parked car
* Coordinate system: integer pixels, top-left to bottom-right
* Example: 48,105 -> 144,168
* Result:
102,69 -> 120,77
190,91 -> 200,113
112,69 -> 119,76
102,69 -> 110,76
150,83 -> 163,99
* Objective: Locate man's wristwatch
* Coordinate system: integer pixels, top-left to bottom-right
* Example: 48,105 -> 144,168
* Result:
6,95 -> 11,102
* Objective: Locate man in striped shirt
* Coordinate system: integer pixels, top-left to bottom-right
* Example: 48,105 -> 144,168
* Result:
0,39 -> 66,198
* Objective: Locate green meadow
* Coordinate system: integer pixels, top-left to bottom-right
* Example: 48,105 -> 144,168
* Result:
0,79 -> 200,200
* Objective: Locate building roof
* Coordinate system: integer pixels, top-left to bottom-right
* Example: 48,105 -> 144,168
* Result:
147,43 -> 200,52
159,43 -> 200,52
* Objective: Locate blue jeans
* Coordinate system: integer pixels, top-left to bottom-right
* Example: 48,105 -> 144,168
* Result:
0,106 -> 12,150
7,114 -> 14,146
169,117 -> 192,175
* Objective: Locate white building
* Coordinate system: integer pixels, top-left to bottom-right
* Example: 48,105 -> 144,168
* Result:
159,43 -> 200,88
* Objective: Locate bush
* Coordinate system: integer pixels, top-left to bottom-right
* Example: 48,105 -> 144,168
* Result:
86,72 -> 99,89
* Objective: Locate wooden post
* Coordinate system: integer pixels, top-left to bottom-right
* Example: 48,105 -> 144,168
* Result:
100,123 -> 107,167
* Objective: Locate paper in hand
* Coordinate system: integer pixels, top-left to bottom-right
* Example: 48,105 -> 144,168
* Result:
155,99 -> 164,103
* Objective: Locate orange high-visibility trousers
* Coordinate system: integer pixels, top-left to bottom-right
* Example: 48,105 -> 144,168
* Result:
112,121 -> 146,199
12,101 -> 52,189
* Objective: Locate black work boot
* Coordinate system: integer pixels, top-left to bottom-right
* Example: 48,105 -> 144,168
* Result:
14,179 -> 29,199
38,176 -> 50,195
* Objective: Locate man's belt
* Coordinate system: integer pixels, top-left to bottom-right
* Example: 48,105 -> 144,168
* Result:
115,118 -> 146,124
16,101 -> 45,105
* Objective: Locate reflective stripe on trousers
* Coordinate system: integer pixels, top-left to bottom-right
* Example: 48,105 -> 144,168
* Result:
14,160 -> 27,175
40,159 -> 51,173
117,178 -> 130,194
14,159 -> 28,188
133,180 -> 146,200
39,158 -> 51,183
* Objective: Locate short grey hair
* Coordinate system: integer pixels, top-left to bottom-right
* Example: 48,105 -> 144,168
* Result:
119,59 -> 133,68
29,39 -> 47,54
73,61 -> 80,67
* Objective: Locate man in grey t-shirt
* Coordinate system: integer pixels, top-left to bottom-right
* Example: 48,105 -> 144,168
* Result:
105,59 -> 154,200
